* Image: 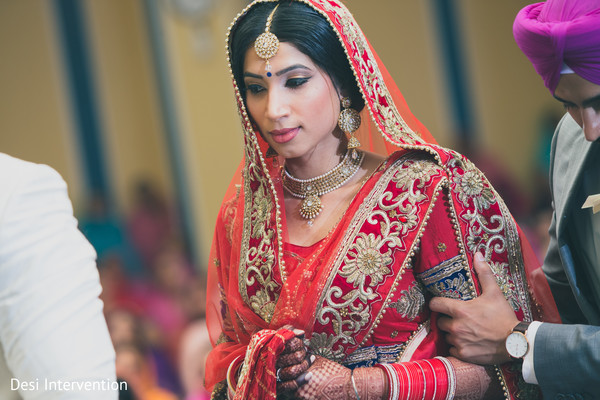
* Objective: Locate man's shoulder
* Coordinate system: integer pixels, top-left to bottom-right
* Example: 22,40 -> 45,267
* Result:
554,114 -> 585,148
0,153 -> 63,187
549,114 -> 589,168
0,153 -> 66,214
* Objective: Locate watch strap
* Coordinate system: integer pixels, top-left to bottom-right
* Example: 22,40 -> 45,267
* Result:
512,321 -> 531,335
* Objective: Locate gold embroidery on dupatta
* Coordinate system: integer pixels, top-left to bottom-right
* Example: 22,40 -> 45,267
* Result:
498,196 -> 534,320
238,155 -> 281,322
488,260 -> 519,311
300,0 -> 423,146
442,152 -> 526,400
226,0 -> 286,324
223,184 -> 241,245
310,154 -> 444,361
443,181 -> 478,300
215,333 -> 232,346
446,151 -> 532,319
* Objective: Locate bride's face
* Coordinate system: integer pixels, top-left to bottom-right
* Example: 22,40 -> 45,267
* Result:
242,42 -> 343,160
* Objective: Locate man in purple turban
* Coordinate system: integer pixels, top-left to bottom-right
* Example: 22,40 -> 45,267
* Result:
430,0 -> 600,397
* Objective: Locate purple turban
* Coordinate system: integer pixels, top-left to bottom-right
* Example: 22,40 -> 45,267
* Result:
513,0 -> 600,93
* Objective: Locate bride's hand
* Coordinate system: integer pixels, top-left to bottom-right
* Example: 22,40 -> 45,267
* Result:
276,326 -> 311,395
294,356 -> 351,400
295,356 -> 388,400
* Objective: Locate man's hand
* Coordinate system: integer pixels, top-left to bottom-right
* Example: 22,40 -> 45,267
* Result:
429,252 -> 519,365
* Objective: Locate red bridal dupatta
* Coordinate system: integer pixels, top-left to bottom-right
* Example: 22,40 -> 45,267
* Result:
205,0 -> 560,398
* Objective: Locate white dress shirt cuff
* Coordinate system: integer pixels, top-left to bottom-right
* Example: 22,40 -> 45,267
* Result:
522,321 -> 542,384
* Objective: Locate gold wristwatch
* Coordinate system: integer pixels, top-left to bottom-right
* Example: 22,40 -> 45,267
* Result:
505,321 -> 531,359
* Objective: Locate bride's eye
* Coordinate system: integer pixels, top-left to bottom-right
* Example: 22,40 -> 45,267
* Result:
286,77 -> 310,88
246,84 -> 266,95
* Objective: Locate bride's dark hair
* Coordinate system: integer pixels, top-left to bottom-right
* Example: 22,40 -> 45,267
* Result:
228,1 -> 364,112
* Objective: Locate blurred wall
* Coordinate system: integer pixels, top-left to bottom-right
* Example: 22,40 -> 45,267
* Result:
0,1 -> 82,201
0,0 -> 563,269
84,0 -> 173,215
458,0 -> 562,184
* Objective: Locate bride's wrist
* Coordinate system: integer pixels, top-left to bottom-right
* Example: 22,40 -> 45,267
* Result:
352,366 -> 389,400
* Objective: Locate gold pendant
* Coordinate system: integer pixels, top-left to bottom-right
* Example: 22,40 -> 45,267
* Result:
347,135 -> 361,149
299,193 -> 322,220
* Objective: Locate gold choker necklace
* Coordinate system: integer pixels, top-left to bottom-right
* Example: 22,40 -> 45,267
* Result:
282,150 -> 364,224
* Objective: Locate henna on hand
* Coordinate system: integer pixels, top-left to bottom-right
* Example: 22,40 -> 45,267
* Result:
353,366 -> 388,400
281,336 -> 306,354
275,325 -> 309,386
278,356 -> 310,381
295,356 -> 352,400
277,348 -> 307,369
449,357 -> 503,400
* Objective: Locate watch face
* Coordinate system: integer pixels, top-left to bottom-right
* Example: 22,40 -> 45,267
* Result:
506,332 -> 529,358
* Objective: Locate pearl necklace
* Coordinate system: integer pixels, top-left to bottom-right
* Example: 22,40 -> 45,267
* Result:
282,150 -> 364,224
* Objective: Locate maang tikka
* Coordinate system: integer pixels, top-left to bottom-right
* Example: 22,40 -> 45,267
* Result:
338,97 -> 361,156
254,4 -> 281,77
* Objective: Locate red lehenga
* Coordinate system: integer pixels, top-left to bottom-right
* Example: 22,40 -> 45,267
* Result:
205,1 -> 559,399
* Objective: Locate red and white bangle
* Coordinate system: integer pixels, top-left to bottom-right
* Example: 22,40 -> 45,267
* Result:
378,363 -> 400,400
435,357 -> 456,400
375,358 -> 452,400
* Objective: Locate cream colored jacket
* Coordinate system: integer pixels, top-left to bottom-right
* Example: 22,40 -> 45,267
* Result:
0,153 -> 116,399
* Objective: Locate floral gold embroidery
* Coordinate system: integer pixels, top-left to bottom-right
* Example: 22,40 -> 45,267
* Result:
437,243 -> 447,253
309,332 -> 345,361
452,168 -> 495,211
392,158 -> 437,192
340,233 -> 393,288
250,185 -> 272,239
312,154 -> 443,360
249,289 -> 277,321
239,159 -> 281,322
388,283 -> 426,321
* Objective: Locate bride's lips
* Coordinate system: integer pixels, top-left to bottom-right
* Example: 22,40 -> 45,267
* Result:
270,127 -> 299,144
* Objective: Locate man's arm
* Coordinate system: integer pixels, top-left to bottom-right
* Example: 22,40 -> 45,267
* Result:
430,252 -> 600,398
0,159 -> 117,399
532,322 -> 600,397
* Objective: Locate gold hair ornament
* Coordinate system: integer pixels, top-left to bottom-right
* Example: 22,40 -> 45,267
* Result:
254,4 -> 280,77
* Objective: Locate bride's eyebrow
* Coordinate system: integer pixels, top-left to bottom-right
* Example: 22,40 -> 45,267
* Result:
243,64 -> 311,80
243,72 -> 264,79
275,64 -> 311,76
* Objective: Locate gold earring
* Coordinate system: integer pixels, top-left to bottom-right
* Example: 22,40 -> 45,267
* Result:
338,97 -> 361,153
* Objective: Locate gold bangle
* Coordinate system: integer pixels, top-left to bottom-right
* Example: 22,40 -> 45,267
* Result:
351,369 -> 360,400
226,355 -> 243,397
